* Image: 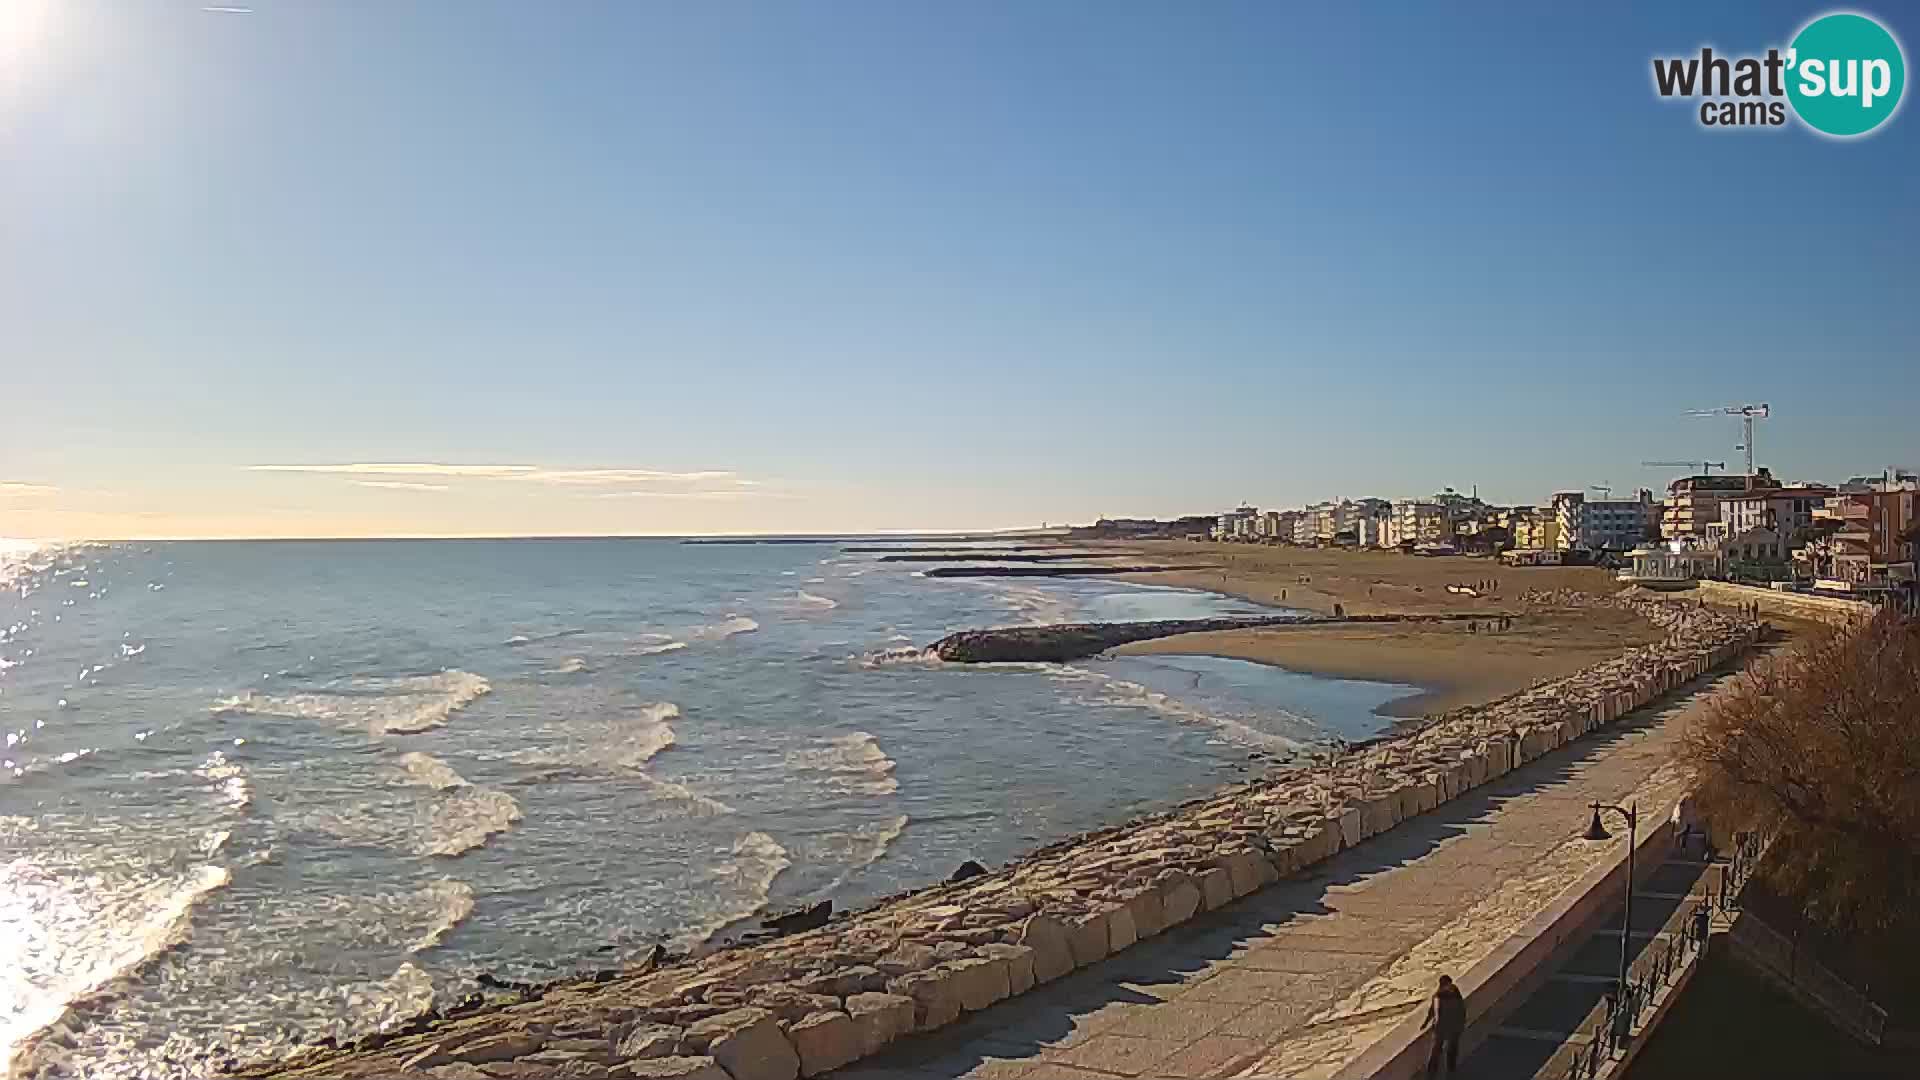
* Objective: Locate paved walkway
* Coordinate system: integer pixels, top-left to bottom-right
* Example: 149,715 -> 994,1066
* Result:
829,674 -> 1736,1080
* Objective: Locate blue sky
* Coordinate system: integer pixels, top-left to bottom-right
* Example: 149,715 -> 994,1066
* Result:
1,1 -> 1914,537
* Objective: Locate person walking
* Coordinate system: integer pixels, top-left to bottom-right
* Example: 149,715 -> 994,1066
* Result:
1425,974 -> 1466,1076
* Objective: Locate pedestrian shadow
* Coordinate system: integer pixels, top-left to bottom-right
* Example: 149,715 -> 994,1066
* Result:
831,673 -> 1743,1079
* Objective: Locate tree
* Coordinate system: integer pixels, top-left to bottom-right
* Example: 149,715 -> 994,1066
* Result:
1682,610 -> 1920,935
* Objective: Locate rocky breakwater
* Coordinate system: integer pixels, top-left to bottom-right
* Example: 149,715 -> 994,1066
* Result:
929,614 -> 1325,664
235,597 -> 1760,1080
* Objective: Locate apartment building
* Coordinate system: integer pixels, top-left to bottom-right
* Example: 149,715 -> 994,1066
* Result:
1553,489 -> 1658,552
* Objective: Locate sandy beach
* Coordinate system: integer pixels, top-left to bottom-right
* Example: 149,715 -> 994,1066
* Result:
1100,541 -> 1667,717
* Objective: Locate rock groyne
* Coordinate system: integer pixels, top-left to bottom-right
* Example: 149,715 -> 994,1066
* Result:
234,598 -> 1762,1080
928,614 -> 1323,663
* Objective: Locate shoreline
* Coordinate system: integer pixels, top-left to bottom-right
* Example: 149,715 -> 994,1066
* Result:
229,596 -> 1767,1080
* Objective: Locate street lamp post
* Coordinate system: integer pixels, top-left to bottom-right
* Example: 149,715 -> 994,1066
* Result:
1584,802 -> 1640,1002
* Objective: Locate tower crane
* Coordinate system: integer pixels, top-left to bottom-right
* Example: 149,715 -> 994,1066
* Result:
1686,404 -> 1770,480
1641,460 -> 1727,475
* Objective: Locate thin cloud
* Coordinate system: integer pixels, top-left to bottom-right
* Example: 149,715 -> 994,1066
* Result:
594,489 -> 793,501
0,482 -> 58,498
250,463 -> 539,478
528,468 -> 742,486
353,481 -> 450,492
202,6 -> 255,13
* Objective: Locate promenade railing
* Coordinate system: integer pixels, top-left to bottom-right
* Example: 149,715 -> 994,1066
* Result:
1541,831 -> 1763,1080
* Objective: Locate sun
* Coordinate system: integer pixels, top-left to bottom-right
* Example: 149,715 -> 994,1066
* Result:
0,0 -> 58,95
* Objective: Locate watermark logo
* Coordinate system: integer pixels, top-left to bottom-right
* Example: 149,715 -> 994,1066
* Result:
1652,10 -> 1905,137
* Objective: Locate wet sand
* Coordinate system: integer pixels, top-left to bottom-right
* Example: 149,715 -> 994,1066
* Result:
1102,541 -> 1665,717
1112,608 -> 1665,717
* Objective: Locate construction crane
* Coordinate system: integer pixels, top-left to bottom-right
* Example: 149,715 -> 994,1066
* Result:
1589,483 -> 1614,499
1642,460 -> 1727,475
1686,404 -> 1770,479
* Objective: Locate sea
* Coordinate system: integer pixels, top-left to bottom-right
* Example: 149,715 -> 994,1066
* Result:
0,538 -> 1418,1079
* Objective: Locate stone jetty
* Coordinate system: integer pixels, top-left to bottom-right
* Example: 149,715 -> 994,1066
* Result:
231,596 -> 1760,1080
919,564 -> 1213,578
928,614 -> 1324,663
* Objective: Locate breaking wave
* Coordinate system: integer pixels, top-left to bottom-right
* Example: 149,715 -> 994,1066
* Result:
1054,666 -> 1307,756
509,702 -> 679,774
419,787 -> 522,858
544,657 -> 589,674
1,861 -> 232,1071
684,831 -> 791,948
786,732 -> 899,797
210,670 -> 491,737
504,629 -> 586,647
631,640 -> 688,657
794,591 -> 838,610
410,880 -> 475,953
396,751 -> 468,791
691,616 -> 759,641
856,645 -> 939,669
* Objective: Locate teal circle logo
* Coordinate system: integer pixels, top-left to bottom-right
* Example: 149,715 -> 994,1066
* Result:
1786,12 -> 1906,137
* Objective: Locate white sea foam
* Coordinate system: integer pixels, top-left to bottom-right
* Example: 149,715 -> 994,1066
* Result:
210,670 -> 491,737
509,702 -> 679,773
396,751 -> 469,791
856,645 -> 940,669
691,615 -> 759,641
630,640 -> 687,657
637,774 -> 734,817
194,751 -> 252,810
544,657 -> 589,674
786,732 -> 900,797
1054,666 -> 1307,756
504,628 -> 586,647
409,880 -> 475,952
0,861 -> 232,1070
418,787 -> 522,858
794,591 -> 838,610
683,831 -> 791,948
810,813 -> 910,896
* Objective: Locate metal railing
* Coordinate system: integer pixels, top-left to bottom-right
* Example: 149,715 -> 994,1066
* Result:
1724,911 -> 1888,1045
1543,833 -> 1764,1080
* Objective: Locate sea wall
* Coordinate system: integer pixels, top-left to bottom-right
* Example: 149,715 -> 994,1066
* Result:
238,599 -> 1761,1080
1690,580 -> 1876,625
928,614 -> 1324,663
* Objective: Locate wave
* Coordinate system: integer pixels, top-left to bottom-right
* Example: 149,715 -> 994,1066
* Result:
418,787 -> 522,858
409,880 -> 475,953
544,657 -> 589,674
637,774 -> 734,817
194,751 -> 252,811
856,645 -> 939,669
683,831 -> 791,948
210,670 -> 491,737
785,732 -> 899,797
630,640 -> 687,657
508,702 -> 679,774
809,814 -> 911,897
1054,666 -> 1307,756
691,616 -> 759,641
1,862 -> 232,1071
794,591 -> 838,610
396,751 -> 468,791
504,628 -> 586,647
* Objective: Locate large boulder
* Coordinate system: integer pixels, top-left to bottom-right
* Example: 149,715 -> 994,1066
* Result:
1197,867 -> 1234,911
614,1058 -> 731,1080
885,969 -> 963,1032
843,992 -> 915,1056
1016,915 -> 1075,983
1158,873 -> 1202,926
683,1008 -> 799,1080
982,943 -> 1037,996
944,955 -> 1012,1012
784,1011 -> 860,1078
1066,913 -> 1111,968
615,1023 -> 685,1060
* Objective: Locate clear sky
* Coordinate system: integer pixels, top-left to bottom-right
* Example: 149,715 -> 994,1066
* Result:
2,1 -> 1915,538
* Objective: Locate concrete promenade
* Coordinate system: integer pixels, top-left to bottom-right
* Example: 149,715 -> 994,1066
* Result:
829,676 -> 1731,1080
